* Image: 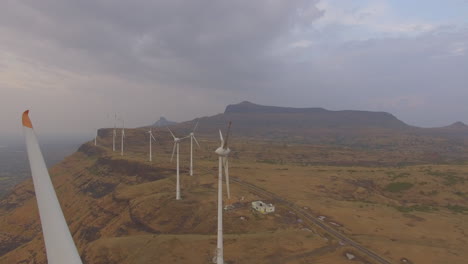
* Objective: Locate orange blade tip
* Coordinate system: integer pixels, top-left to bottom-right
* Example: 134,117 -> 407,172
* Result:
22,110 -> 33,128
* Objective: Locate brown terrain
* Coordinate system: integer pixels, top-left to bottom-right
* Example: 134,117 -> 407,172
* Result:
0,101 -> 467,263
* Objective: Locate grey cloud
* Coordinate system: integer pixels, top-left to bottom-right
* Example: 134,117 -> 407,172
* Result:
0,0 -> 323,91
0,0 -> 467,135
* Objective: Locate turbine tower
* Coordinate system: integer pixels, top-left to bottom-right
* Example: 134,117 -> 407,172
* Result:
94,128 -> 98,146
112,113 -> 117,152
188,121 -> 200,176
120,118 -> 125,156
169,128 -> 188,200
148,128 -> 157,162
214,121 -> 232,264
21,110 -> 83,264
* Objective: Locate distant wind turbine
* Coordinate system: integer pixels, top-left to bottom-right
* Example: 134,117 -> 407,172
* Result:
214,121 -> 232,264
22,110 -> 83,264
120,118 -> 125,156
94,128 -> 98,146
168,127 -> 188,200
148,128 -> 157,162
113,113 -> 117,152
188,121 -> 201,176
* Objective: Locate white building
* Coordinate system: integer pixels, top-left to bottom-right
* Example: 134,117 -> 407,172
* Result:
251,201 -> 275,214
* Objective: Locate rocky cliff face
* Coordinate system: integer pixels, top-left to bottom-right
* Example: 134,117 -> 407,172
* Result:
0,143 -> 183,263
224,101 -> 409,129
0,139 -> 307,263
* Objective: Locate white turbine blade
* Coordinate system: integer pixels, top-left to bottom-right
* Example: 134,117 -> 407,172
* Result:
219,129 -> 224,145
193,135 -> 201,148
167,127 -> 176,139
171,142 -> 176,162
149,129 -> 157,141
22,111 -> 83,264
193,120 -> 199,132
223,121 -> 232,149
224,158 -> 230,199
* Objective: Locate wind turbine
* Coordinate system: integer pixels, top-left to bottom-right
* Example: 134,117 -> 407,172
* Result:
214,121 -> 232,264
120,118 -> 125,156
94,128 -> 98,146
168,127 -> 188,200
112,113 -> 117,152
21,110 -> 83,264
148,128 -> 157,162
188,121 -> 201,176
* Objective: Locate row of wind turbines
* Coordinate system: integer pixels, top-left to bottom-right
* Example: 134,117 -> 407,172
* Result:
95,116 -> 231,263
24,110 -> 232,264
98,117 -> 204,198
98,116 -> 200,173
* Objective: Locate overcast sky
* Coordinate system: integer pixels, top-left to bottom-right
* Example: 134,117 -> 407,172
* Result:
1,0 -> 467,136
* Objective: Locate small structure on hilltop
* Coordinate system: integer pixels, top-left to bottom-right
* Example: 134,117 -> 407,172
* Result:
251,201 -> 275,214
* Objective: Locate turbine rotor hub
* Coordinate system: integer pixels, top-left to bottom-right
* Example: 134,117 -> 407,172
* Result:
215,147 -> 230,156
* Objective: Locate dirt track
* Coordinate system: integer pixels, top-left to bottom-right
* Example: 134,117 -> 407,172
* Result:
230,176 -> 393,264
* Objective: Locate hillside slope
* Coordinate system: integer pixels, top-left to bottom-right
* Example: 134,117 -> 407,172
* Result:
2,102 -> 468,263
156,102 -> 468,164
1,128 -> 467,264
0,138 -> 358,264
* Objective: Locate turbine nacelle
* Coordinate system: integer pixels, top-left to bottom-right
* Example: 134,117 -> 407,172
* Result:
169,128 -> 189,163
168,127 -> 186,144
215,147 -> 231,157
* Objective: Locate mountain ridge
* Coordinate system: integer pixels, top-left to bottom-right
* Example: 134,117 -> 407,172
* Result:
225,101 -> 328,114
223,101 -> 408,129
152,117 -> 177,127
222,101 -> 468,130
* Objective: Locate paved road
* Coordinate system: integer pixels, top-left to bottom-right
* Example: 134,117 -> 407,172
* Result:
231,177 -> 393,264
